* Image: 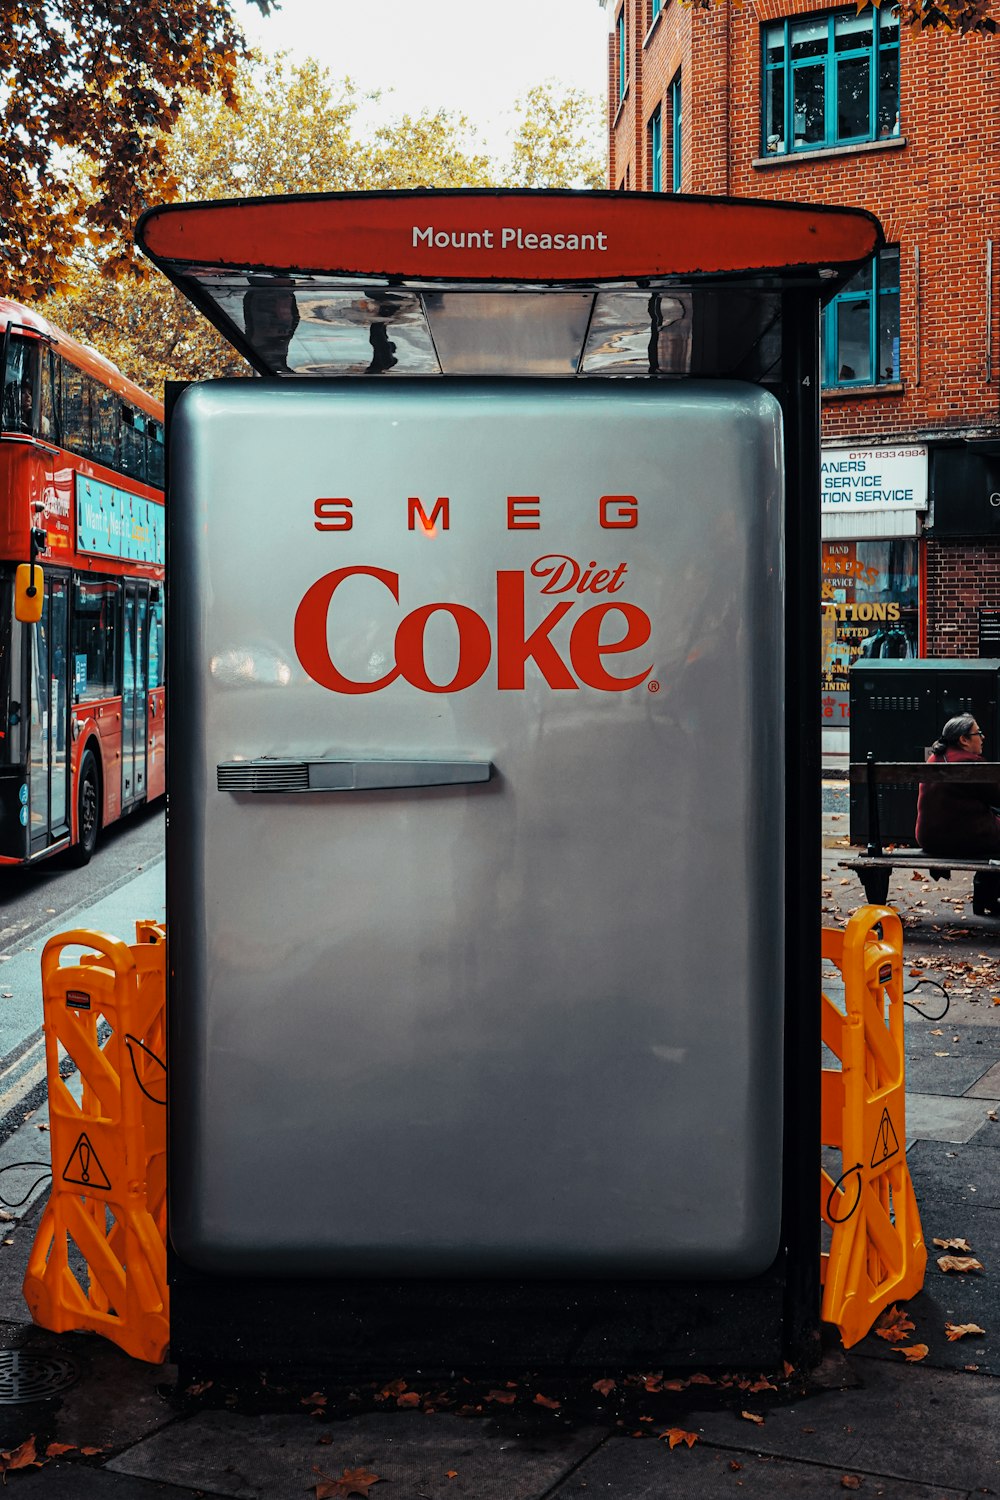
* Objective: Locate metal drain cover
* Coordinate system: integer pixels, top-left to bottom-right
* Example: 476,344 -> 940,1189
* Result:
0,1351 -> 78,1403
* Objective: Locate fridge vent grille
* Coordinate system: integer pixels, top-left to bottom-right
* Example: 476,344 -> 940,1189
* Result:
217,763 -> 310,793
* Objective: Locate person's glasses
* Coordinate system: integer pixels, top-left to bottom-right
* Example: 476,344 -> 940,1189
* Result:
971,729 -> 985,738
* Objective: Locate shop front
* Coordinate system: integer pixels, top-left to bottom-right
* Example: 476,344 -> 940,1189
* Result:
821,444 -> 927,759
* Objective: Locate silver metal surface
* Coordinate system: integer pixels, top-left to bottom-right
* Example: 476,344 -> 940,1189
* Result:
169,378 -> 785,1278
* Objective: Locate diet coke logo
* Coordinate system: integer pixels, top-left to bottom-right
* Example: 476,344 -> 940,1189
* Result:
294,554 -> 653,695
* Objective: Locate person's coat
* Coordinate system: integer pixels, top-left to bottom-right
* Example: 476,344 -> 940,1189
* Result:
915,746 -> 1000,856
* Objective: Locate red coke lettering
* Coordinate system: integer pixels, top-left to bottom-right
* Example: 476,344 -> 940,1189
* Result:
294,563 -> 654,695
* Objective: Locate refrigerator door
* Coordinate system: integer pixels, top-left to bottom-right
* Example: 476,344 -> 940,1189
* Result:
169,378 -> 785,1278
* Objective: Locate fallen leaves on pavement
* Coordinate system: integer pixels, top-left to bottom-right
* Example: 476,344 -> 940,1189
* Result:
312,1466 -> 383,1498
659,1428 -> 698,1448
933,1237 -> 973,1252
937,1255 -> 985,1273
895,1344 -> 929,1362
875,1305 -> 916,1342
0,1436 -> 42,1475
945,1322 -> 986,1341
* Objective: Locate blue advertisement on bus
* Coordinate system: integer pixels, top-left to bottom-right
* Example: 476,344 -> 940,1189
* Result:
75,475 -> 165,565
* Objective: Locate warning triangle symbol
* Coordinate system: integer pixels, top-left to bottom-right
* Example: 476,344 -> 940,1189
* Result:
870,1107 -> 900,1168
62,1132 -> 112,1191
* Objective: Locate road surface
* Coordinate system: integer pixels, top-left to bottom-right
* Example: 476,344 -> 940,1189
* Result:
0,804 -> 165,1160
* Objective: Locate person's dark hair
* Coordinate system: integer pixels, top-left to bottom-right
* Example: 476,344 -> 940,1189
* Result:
930,713 -> 977,757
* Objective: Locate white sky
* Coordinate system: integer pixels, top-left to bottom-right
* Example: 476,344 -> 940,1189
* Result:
232,0 -> 611,155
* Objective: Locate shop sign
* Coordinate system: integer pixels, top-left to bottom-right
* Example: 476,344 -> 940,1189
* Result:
821,446 -> 928,512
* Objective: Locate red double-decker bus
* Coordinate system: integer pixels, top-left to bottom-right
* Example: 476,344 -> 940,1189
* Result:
0,299 -> 165,864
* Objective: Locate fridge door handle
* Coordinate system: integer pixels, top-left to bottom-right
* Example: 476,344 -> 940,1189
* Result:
217,758 -> 494,794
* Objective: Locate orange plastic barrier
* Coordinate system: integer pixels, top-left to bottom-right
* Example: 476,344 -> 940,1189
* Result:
821,905 -> 926,1347
23,922 -> 168,1363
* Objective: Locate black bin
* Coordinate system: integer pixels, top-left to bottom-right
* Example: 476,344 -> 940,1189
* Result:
849,659 -> 1000,846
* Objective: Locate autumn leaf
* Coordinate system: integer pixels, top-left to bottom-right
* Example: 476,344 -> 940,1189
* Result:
44,1442 -> 76,1457
312,1466 -> 383,1499
591,1378 -> 616,1396
533,1393 -> 561,1410
687,1372 -> 715,1385
445,1471 -> 458,1480
937,1255 -> 985,1273
933,1237 -> 973,1252
0,1436 -> 42,1474
875,1305 -> 915,1342
375,1379 -> 408,1402
841,1476 -> 863,1490
945,1322 -> 986,1340
741,1410 -> 765,1425
486,1389 -> 516,1405
659,1428 -> 698,1448
896,1344 -> 929,1361
747,1378 -> 777,1393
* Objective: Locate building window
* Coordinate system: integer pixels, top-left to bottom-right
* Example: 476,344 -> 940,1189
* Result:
670,72 -> 682,190
618,9 -> 627,101
821,247 -> 900,388
650,0 -> 663,22
649,106 -> 662,191
763,8 -> 899,156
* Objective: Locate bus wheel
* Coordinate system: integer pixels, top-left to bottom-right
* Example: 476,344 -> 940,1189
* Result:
71,750 -> 101,866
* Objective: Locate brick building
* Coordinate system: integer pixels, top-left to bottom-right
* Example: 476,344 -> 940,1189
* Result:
600,0 -> 1000,754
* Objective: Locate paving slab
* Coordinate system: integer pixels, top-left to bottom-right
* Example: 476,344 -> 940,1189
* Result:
549,1435 -> 969,1498
966,1062 -> 1000,1099
906,1092 -> 997,1144
6,1461 -> 205,1496
0,1323 -> 177,1459
903,1049 -> 999,1098
908,1139 -> 1000,1205
107,1409 -> 608,1500
685,1358 -> 1000,1492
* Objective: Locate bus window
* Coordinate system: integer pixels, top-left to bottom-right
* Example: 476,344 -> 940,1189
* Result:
61,360 -> 89,454
147,420 -> 164,488
121,406 -> 146,483
148,590 -> 164,688
0,573 -> 13,765
91,378 -> 118,468
39,348 -> 61,445
72,579 -> 119,700
1,336 -> 37,435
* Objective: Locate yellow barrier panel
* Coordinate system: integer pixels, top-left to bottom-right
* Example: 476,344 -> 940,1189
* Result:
23,922 -> 168,1364
821,905 -> 927,1347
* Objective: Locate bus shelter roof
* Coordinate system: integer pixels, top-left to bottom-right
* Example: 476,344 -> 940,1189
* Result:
136,189 -> 882,381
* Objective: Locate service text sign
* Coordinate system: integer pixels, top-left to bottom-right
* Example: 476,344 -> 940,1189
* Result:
821,446 -> 928,512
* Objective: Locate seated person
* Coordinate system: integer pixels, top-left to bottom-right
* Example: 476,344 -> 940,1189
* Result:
916,715 -> 1000,855
915,714 -> 1000,914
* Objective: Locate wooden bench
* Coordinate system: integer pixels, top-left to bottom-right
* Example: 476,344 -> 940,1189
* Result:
838,754 -> 1000,910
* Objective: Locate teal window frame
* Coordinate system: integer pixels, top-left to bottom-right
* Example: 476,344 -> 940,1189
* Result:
618,9 -> 627,101
651,0 -> 663,21
821,246 -> 900,389
762,8 -> 899,157
650,106 -> 662,192
670,72 -> 682,191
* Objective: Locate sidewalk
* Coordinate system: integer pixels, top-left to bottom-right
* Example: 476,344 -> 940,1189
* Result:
0,803 -> 996,1496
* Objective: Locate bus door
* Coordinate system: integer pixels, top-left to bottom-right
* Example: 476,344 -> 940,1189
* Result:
28,574 -> 70,854
122,580 -> 149,812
